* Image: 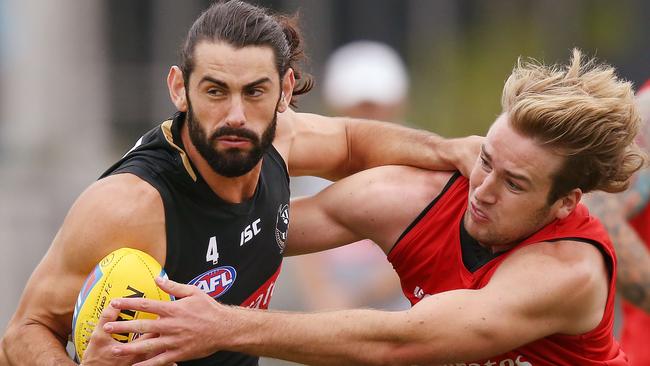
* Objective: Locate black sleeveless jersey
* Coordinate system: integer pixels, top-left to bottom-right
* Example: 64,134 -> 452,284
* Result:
100,112 -> 290,365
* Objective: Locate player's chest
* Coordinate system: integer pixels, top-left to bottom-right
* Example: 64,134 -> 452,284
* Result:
165,198 -> 289,302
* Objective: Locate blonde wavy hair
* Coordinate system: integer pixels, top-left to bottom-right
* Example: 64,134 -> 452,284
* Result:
502,48 -> 646,203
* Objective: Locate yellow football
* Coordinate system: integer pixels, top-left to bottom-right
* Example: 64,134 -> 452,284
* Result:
71,247 -> 172,362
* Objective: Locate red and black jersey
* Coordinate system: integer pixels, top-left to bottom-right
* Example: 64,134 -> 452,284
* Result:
101,112 -> 289,366
388,173 -> 627,365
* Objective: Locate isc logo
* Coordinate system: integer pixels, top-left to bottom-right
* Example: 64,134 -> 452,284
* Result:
240,218 -> 261,246
189,266 -> 237,299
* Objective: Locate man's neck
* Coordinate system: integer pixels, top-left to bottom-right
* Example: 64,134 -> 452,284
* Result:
181,122 -> 262,204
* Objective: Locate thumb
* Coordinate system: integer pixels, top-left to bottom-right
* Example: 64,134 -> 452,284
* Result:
155,276 -> 196,299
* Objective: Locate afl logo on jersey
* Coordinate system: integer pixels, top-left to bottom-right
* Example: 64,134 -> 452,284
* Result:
188,266 -> 237,299
275,203 -> 289,253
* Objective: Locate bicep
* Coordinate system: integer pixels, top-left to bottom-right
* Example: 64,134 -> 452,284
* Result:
285,166 -> 450,256
7,176 -> 166,337
283,112 -> 350,180
285,194 -> 361,257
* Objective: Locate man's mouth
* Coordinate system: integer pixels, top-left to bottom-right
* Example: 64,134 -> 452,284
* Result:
216,135 -> 252,148
469,201 -> 490,223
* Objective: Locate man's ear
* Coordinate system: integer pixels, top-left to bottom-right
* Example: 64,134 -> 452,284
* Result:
168,66 -> 188,112
553,188 -> 583,220
278,68 -> 296,113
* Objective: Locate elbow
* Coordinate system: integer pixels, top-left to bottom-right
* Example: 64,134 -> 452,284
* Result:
1,318 -> 66,365
2,323 -> 21,365
0,338 -> 12,366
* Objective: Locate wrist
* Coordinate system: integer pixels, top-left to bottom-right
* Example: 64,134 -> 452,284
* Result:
222,306 -> 265,353
450,135 -> 483,176
436,137 -> 456,170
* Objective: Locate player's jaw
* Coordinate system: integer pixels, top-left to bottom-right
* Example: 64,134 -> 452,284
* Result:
464,195 -> 554,251
186,99 -> 278,178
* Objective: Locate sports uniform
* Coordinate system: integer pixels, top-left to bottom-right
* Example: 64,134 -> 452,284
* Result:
388,173 -> 628,365
101,112 -> 290,365
620,204 -> 650,365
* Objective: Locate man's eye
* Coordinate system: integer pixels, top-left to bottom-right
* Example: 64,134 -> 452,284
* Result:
480,157 -> 491,171
207,88 -> 225,96
506,180 -> 522,191
246,88 -> 263,97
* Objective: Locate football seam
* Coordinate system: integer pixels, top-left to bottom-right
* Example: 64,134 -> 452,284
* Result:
133,253 -> 164,300
75,249 -> 131,355
90,250 -> 130,321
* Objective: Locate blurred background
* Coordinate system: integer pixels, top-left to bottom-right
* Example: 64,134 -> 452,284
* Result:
0,0 -> 648,364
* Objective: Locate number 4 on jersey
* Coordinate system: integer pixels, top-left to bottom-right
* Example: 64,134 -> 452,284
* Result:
206,236 -> 219,265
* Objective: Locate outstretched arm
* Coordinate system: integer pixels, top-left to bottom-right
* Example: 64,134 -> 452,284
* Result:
1,174 -> 166,366
584,169 -> 650,312
284,166 -> 453,256
275,109 -> 481,180
106,240 -> 608,365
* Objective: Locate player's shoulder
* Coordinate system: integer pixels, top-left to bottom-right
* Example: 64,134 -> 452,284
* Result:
81,173 -> 163,218
516,239 -> 605,266
498,239 -> 609,309
503,239 -> 608,284
273,109 -> 330,158
61,173 -> 165,259
276,108 -> 327,133
491,239 -> 609,334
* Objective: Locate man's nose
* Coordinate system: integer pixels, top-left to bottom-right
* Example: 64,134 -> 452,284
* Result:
474,173 -> 498,205
224,96 -> 246,128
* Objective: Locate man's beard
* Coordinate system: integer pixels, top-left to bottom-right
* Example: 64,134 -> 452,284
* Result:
186,100 -> 277,178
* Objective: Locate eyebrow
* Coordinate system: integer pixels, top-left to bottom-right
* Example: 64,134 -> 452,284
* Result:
198,76 -> 272,90
481,145 -> 533,185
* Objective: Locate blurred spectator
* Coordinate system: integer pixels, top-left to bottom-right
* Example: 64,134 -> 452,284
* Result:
292,41 -> 411,311
322,40 -> 409,121
584,79 -> 650,365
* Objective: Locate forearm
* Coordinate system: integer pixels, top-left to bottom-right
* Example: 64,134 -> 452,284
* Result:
225,307 -> 411,365
286,111 -> 480,180
341,120 -> 477,180
108,282 -> 526,365
222,283 -> 561,366
3,322 -> 75,366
